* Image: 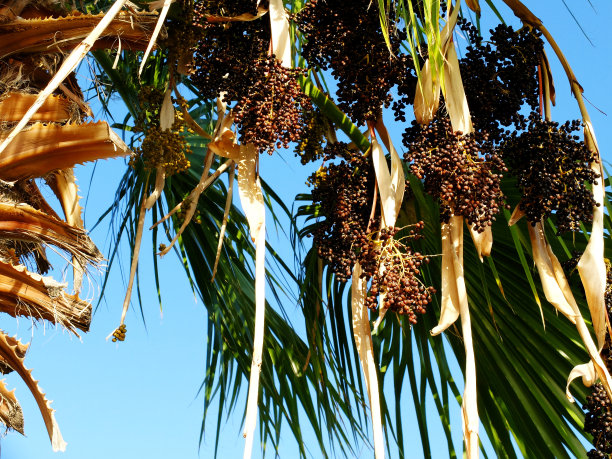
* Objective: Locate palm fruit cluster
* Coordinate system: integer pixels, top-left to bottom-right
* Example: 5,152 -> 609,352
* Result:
190,2 -> 310,154
310,142 -> 378,282
112,324 -> 127,342
294,0 -> 416,126
457,20 -> 544,143
403,116 -> 507,232
365,224 -> 434,324
501,114 -> 598,233
131,86 -> 193,175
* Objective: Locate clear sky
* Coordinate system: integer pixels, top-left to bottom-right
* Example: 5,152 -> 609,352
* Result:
2,1 -> 612,458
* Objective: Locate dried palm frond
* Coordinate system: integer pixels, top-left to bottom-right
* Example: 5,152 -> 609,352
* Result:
0,11 -> 159,58
0,261 -> 91,333
0,201 -> 102,263
0,121 -> 129,181
0,378 -> 23,434
0,329 -> 65,450
0,92 -> 72,123
0,333 -> 28,374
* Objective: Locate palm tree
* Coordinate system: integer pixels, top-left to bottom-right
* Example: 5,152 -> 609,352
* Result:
0,0 -> 610,457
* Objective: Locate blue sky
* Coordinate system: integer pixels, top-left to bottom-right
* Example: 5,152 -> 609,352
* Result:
2,1 -> 612,458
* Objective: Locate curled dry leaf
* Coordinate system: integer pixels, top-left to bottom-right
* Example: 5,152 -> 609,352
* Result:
237,143 -> 267,459
45,169 -> 83,229
566,362 -> 596,403
269,0 -> 292,67
507,204 -> 525,226
370,137 -> 405,228
413,59 -> 440,125
469,226 -> 492,261
0,330 -> 66,451
465,0 -> 481,15
527,221 -> 577,323
208,112 -> 241,161
431,216 -> 478,458
160,88 -> 174,131
45,168 -> 86,293
442,41 -> 473,135
351,262 -> 385,459
431,216 -> 463,335
577,130 -> 606,348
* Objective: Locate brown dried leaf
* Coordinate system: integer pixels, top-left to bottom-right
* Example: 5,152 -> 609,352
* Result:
208,113 -> 241,161
45,169 -> 85,293
578,129 -> 606,348
507,204 -> 525,226
501,0 -> 542,25
160,88 -> 174,131
370,137 -> 405,228
465,0 -> 481,15
469,226 -> 492,261
442,41 -> 473,135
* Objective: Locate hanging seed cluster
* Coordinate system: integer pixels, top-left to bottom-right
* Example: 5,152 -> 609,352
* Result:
131,87 -> 192,175
295,107 -> 330,165
365,224 -> 434,324
458,21 -> 544,143
112,324 -> 126,342
197,0 -> 261,17
310,142 -> 378,282
162,0 -> 200,71
501,114 -> 598,233
310,144 -> 434,322
294,0 -> 416,125
191,9 -> 310,154
232,57 -> 311,153
583,263 -> 612,458
403,116 -> 507,231
585,383 -> 612,458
